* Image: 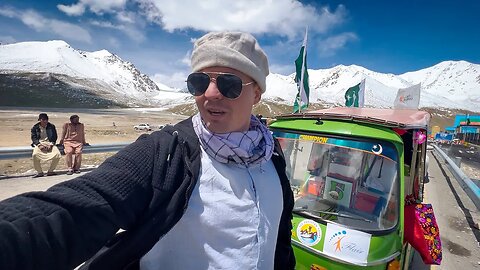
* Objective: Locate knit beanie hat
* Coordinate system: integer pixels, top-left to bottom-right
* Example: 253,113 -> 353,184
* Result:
191,31 -> 269,93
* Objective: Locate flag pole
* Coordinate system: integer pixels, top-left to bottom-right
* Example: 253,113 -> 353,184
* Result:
297,95 -> 302,113
292,27 -> 309,182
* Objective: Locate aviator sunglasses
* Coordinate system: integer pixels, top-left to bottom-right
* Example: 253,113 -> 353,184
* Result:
186,72 -> 255,99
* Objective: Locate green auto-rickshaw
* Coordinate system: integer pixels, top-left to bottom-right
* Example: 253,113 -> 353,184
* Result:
269,107 -> 435,270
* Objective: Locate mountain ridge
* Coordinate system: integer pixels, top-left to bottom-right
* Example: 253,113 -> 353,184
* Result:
0,40 -> 479,112
263,61 -> 479,112
0,40 -> 160,107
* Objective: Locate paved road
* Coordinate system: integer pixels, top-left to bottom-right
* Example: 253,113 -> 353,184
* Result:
0,171 -> 86,201
1,151 -> 479,269
439,144 -> 480,165
440,143 -> 480,189
418,151 -> 480,269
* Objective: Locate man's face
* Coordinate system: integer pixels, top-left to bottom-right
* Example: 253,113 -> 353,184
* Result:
71,117 -> 79,124
194,66 -> 261,133
39,118 -> 48,127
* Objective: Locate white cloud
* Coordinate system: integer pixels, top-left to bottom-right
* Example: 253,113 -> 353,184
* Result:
19,10 -> 48,31
89,20 -> 116,28
317,32 -> 357,57
57,3 -> 85,16
140,0 -> 346,38
180,50 -> 191,66
0,6 -> 92,43
57,1 -> 347,39
152,71 -> 189,89
116,11 -> 136,23
86,9 -> 146,42
57,0 -> 127,15
90,20 -> 145,41
0,7 -> 17,18
137,0 -> 162,25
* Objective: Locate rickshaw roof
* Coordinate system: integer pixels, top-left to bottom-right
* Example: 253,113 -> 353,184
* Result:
278,107 -> 430,129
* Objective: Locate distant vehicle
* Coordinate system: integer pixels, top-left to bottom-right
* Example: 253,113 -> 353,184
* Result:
134,123 -> 151,131
158,124 -> 165,130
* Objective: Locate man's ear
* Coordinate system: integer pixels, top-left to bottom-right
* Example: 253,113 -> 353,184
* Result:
253,84 -> 262,104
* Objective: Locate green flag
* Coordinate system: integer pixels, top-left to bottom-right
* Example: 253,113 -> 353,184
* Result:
345,79 -> 365,107
293,29 -> 309,113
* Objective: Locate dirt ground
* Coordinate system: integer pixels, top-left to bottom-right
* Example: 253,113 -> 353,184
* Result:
3,107 -> 479,180
0,107 -> 188,176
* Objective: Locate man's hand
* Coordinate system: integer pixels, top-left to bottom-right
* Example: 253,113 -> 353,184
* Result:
38,145 -> 47,152
38,144 -> 52,152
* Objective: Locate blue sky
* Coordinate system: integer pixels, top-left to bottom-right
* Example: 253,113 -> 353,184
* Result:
1,0 -> 479,88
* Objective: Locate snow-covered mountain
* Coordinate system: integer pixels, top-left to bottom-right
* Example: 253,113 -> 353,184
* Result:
1,40 -> 479,112
0,40 -> 160,107
263,62 -> 480,112
399,61 -> 480,108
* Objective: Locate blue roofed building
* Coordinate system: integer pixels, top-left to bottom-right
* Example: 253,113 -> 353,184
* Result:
445,126 -> 456,133
444,114 -> 479,144
448,114 -> 480,133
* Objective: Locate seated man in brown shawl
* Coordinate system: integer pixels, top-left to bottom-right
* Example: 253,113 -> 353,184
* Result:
60,115 -> 88,175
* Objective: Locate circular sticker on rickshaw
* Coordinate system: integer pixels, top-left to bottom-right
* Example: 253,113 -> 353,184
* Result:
296,219 -> 322,246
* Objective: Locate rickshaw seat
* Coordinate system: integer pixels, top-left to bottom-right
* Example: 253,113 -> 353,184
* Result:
354,191 -> 387,216
354,191 -> 379,213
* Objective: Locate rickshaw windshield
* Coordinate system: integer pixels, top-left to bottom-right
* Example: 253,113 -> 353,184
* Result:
274,131 -> 399,232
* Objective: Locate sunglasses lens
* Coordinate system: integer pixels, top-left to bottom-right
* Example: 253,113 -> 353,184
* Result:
216,74 -> 243,99
187,73 -> 210,96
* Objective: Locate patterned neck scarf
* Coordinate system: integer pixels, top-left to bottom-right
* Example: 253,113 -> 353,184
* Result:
192,113 -> 274,166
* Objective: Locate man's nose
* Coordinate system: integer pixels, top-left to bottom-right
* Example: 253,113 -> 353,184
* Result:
203,80 -> 223,99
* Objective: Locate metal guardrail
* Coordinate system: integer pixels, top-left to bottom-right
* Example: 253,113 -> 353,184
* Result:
0,143 -> 131,160
433,144 -> 480,210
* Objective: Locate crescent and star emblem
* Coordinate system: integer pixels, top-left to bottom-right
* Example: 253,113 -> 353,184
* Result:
372,144 -> 383,155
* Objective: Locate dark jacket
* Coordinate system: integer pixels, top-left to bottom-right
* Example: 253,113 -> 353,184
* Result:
31,122 -> 58,146
0,118 -> 295,270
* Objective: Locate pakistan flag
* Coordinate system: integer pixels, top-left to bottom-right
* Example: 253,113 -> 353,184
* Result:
293,29 -> 309,113
344,79 -> 365,107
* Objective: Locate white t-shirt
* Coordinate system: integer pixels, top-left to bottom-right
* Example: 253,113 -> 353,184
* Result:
140,148 -> 283,270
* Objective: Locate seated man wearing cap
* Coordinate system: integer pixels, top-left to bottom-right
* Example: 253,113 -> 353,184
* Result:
30,113 -> 61,177
59,115 -> 87,175
0,32 -> 295,270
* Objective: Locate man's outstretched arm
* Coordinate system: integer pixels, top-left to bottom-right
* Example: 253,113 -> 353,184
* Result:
0,134 -> 157,270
